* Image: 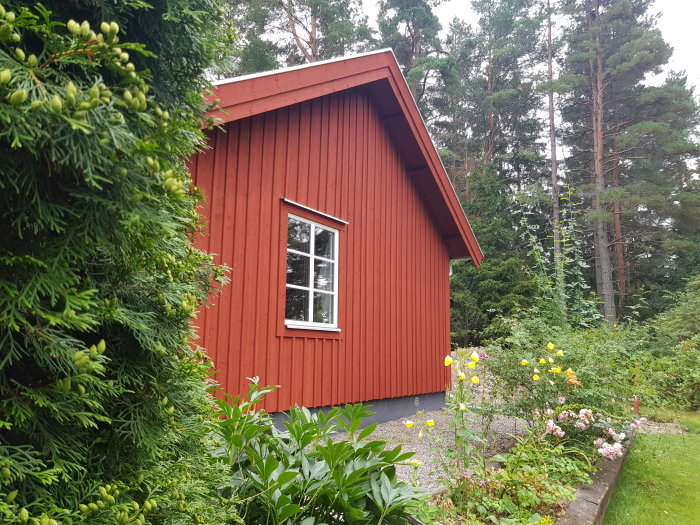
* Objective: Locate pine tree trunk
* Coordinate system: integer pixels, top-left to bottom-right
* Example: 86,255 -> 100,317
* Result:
611,160 -> 627,311
588,3 -> 616,322
484,48 -> 496,164
310,14 -> 318,61
547,0 -> 565,318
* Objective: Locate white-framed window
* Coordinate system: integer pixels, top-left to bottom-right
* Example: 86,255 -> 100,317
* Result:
285,214 -> 339,330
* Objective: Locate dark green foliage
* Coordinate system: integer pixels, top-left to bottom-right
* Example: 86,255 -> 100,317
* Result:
651,274 -> 700,347
633,335 -> 700,411
421,1 -> 547,344
38,0 -> 235,110
0,2 -> 238,523
217,381 -> 427,524
451,258 -> 537,347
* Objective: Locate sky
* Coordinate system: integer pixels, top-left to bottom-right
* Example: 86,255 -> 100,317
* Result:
361,0 -> 700,90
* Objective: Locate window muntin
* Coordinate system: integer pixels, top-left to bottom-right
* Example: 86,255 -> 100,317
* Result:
285,214 -> 338,328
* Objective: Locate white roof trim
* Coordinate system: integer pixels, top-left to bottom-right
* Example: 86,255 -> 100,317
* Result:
212,48 -> 397,87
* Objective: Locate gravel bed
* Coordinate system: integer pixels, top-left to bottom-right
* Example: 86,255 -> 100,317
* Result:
336,351 -> 528,493
636,419 -> 688,434
335,407 -> 526,493
377,410 -> 524,492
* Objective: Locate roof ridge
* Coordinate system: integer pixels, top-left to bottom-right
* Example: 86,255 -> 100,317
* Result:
212,48 -> 397,87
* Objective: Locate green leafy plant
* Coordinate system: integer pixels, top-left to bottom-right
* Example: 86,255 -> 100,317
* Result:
216,380 -> 428,524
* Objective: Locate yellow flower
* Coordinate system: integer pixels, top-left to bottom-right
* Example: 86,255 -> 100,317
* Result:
533,374 -> 540,381
405,420 -> 415,429
547,343 -> 555,350
471,376 -> 479,384
426,420 -> 435,427
457,371 -> 467,381
470,351 -> 480,362
550,367 -> 562,374
548,357 -> 554,363
467,361 -> 476,369
418,431 -> 423,439
549,380 -> 555,386
565,368 -> 574,375
521,359 -> 529,366
556,351 -> 564,356
444,355 -> 454,366
539,358 -> 546,364
459,403 -> 467,411
534,368 -> 540,373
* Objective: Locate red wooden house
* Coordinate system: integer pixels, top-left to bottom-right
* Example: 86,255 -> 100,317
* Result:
189,50 -> 483,419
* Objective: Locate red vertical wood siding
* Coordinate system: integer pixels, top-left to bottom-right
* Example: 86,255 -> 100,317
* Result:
190,87 -> 452,411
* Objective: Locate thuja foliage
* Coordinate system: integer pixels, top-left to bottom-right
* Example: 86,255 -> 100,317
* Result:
0,3 -> 238,524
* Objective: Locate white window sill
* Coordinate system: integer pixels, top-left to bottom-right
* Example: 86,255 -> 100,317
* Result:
285,322 -> 341,332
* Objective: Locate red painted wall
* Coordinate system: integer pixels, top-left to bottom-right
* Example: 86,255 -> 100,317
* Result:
189,87 -> 452,412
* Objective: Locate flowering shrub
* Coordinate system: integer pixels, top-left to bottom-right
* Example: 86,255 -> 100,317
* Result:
482,320 -> 646,419
538,403 -> 635,461
407,353 -> 602,524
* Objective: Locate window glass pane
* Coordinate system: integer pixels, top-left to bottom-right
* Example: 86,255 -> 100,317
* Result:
286,288 -> 309,321
314,227 -> 335,259
314,260 -> 334,291
288,218 -> 311,253
313,292 -> 334,324
286,253 -> 310,286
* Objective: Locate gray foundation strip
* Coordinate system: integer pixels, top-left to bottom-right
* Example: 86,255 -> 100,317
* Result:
555,437 -> 633,525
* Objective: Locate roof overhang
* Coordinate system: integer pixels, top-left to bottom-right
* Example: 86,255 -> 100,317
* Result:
207,49 -> 483,266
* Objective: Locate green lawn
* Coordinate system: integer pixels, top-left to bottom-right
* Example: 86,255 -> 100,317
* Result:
603,411 -> 700,525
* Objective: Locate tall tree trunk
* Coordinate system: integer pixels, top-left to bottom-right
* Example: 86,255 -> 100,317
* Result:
310,14 -> 318,61
546,0 -> 565,318
587,2 -> 616,322
611,158 -> 627,311
406,17 -> 421,99
484,48 -> 496,164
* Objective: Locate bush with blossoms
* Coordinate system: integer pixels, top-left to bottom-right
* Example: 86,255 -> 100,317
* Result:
537,403 -> 639,461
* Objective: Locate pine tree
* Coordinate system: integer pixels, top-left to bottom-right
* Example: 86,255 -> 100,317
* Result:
223,0 -> 374,74
377,0 -> 445,103
0,2 -> 238,523
544,0 -> 566,317
426,0 -> 545,343
561,0 -> 699,319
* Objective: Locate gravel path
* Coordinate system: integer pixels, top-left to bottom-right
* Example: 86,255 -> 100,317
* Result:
636,419 -> 688,434
368,407 -> 526,493
352,351 -> 527,493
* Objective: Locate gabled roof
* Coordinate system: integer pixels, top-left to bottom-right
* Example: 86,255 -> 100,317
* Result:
209,49 -> 483,265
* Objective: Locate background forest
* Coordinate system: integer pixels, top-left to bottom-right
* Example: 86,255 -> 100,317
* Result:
221,0 -> 700,345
